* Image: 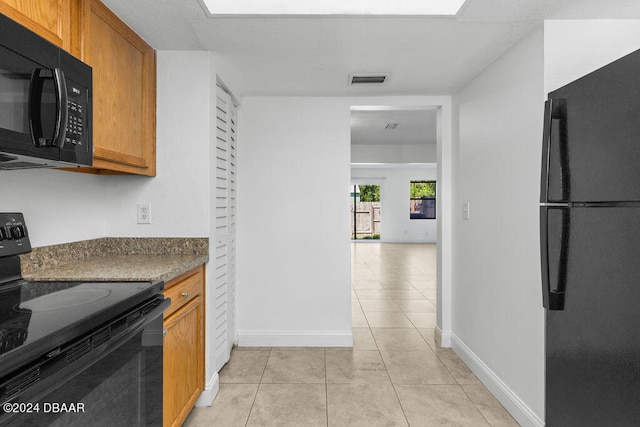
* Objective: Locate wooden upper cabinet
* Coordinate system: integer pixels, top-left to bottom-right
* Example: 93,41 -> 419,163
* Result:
0,0 -> 72,50
77,0 -> 156,175
1,0 -> 157,175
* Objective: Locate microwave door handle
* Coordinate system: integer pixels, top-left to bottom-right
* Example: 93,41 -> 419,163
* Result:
28,68 -> 45,146
52,68 -> 68,149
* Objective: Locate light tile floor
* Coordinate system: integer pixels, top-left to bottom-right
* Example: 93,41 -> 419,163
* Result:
184,243 -> 519,426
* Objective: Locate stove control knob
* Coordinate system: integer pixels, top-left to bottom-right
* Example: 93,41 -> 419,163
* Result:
0,227 -> 8,241
10,225 -> 25,239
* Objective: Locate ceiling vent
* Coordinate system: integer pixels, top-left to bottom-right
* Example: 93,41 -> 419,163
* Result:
385,123 -> 399,130
349,73 -> 389,86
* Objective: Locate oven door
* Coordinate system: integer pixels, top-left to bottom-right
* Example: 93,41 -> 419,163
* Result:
0,297 -> 169,426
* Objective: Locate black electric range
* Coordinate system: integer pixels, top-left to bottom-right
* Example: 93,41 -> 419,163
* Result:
0,279 -> 163,377
0,213 -> 168,426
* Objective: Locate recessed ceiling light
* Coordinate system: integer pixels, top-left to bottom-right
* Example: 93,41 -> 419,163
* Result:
199,0 -> 467,16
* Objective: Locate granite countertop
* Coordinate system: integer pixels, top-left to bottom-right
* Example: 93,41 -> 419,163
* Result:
19,238 -> 209,283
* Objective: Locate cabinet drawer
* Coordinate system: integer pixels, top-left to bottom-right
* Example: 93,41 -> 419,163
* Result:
163,267 -> 203,319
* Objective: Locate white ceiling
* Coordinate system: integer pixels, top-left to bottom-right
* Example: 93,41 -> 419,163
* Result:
351,108 -> 437,145
102,0 -> 640,98
101,0 -> 640,154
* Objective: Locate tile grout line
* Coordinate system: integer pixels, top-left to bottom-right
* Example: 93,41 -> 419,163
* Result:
324,347 -> 329,427
375,316 -> 412,426
243,348 -> 272,427
354,244 -> 439,426
458,383 -> 493,426
366,279 -> 412,427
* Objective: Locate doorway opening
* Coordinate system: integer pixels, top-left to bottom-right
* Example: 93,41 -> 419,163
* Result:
350,183 -> 381,240
349,102 -> 449,346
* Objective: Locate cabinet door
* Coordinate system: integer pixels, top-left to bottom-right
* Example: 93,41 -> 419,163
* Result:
163,297 -> 204,427
79,0 -> 156,175
0,0 -> 72,50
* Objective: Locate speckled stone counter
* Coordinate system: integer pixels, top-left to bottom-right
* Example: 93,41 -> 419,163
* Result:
19,238 -> 208,283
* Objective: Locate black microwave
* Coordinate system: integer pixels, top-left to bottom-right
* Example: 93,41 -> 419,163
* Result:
0,13 -> 92,170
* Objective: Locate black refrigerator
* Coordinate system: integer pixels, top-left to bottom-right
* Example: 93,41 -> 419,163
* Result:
540,48 -> 640,426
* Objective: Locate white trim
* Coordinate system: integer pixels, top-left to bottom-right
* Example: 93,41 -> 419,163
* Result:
195,373 -> 220,407
200,0 -> 466,16
351,177 -> 386,183
216,76 -> 241,107
451,334 -> 545,427
351,105 -> 440,112
435,325 -> 452,348
351,163 -> 437,169
237,331 -> 353,347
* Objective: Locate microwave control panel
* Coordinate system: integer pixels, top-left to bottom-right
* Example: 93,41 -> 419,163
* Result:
64,81 -> 88,150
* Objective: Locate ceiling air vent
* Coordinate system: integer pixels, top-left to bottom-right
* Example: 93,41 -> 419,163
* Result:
349,73 -> 389,85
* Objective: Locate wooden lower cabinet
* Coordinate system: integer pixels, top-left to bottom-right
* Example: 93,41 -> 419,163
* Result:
163,266 -> 205,427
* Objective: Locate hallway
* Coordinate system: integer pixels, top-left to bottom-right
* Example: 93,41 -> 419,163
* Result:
350,243 -> 518,426
184,243 -> 518,426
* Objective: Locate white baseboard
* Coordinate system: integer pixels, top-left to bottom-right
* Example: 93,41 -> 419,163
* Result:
435,325 -> 452,347
237,331 -> 353,347
195,373 -> 220,407
450,334 -> 544,427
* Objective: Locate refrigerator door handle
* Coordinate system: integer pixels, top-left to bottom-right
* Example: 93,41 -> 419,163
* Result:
540,99 -> 553,204
540,98 -> 569,203
540,206 -> 568,310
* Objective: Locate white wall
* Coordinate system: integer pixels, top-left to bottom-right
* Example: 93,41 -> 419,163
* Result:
236,97 -> 352,346
351,143 -> 436,163
236,95 -> 452,347
0,170 -> 107,247
451,27 -> 545,427
105,51 -> 211,238
544,20 -> 640,93
351,165 -> 437,243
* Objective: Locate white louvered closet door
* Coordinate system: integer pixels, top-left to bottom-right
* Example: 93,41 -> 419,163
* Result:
214,86 -> 237,371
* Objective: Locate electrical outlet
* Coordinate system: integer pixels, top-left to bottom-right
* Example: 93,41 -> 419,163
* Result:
137,203 -> 151,224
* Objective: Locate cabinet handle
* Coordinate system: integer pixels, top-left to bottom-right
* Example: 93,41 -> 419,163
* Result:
181,291 -> 189,298
163,329 -> 168,337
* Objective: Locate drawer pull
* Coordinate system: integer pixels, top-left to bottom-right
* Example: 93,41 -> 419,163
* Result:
181,291 -> 190,298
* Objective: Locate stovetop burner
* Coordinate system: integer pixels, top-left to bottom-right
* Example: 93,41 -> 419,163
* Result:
15,286 -> 112,312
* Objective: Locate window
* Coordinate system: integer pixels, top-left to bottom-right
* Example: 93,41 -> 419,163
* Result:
410,180 -> 436,219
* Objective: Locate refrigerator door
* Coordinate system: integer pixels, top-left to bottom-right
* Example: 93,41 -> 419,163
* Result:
545,48 -> 640,203
545,206 -> 640,426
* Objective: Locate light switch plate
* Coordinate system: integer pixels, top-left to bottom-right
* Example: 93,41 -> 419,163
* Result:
462,202 -> 470,220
